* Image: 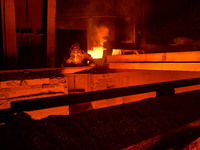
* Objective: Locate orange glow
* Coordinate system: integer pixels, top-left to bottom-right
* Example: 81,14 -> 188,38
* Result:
96,26 -> 109,46
88,46 -> 104,59
112,49 -> 122,55
87,26 -> 109,59
107,51 -> 200,62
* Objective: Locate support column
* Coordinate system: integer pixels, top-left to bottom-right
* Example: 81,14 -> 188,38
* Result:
46,0 -> 56,67
132,17 -> 136,43
87,17 -> 95,50
2,0 -> 17,69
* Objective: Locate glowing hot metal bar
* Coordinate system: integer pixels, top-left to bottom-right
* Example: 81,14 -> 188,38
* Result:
108,51 -> 200,71
107,51 -> 200,63
108,62 -> 200,71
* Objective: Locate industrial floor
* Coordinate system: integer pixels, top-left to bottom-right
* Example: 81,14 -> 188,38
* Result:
0,89 -> 200,150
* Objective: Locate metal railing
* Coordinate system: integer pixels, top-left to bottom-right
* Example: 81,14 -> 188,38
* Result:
1,76 -> 200,122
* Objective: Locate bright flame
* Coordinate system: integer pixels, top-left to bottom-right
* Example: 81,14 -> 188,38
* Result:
112,49 -> 122,55
87,26 -> 109,59
88,47 -> 104,59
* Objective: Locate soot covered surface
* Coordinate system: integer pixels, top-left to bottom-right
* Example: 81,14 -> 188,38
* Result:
0,90 -> 200,149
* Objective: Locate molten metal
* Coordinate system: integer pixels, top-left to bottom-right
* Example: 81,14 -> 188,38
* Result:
88,47 -> 104,59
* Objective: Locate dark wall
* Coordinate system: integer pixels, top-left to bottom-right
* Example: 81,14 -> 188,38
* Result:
15,0 -> 47,69
57,0 -> 200,45
56,0 -> 116,18
145,0 -> 200,44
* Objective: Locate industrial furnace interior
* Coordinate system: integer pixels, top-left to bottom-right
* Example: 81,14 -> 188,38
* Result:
1,0 -> 200,69
0,0 -> 200,149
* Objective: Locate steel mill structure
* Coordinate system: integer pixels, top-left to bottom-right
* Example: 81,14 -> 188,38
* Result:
0,0 -> 200,149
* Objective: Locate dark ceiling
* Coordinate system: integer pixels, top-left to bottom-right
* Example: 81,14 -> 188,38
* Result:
56,0 -> 200,44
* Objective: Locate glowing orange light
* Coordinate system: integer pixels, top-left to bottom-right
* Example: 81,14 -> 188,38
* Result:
87,26 -> 109,59
112,49 -> 122,55
88,47 -> 104,59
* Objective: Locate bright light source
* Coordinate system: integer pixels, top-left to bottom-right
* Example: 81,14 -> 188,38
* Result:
88,47 -> 104,59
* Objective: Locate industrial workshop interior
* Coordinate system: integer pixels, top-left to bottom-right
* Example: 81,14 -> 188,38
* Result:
0,0 -> 200,149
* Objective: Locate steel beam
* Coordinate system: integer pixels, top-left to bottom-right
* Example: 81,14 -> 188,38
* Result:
107,51 -> 200,63
108,62 -> 200,71
10,77 -> 200,112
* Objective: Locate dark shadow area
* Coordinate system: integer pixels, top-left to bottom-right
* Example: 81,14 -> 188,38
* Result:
145,0 -> 200,45
0,89 -> 200,149
147,126 -> 200,150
